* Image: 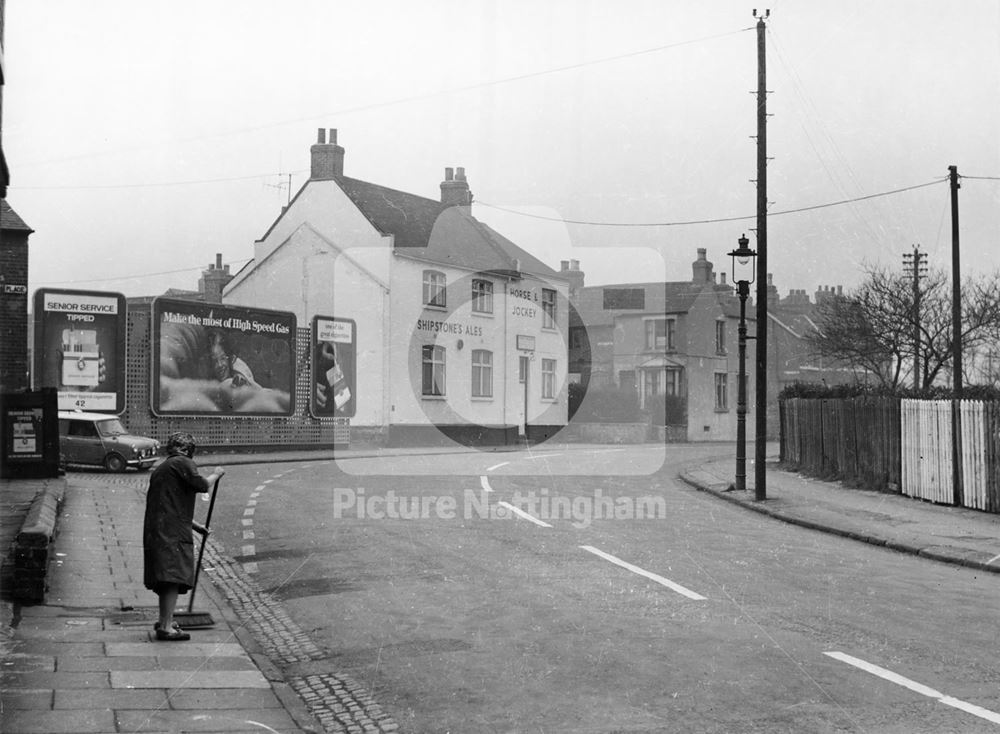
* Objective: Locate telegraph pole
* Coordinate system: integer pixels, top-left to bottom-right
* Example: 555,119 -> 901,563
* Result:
753,9 -> 770,501
949,165 -> 962,397
902,246 -> 927,390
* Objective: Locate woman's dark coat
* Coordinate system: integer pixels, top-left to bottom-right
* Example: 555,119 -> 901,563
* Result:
143,453 -> 209,593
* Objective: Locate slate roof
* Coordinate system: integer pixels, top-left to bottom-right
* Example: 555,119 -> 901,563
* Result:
334,175 -> 561,279
1,200 -> 33,232
572,281 -> 708,328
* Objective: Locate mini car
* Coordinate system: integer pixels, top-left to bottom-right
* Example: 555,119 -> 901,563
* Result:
58,411 -> 161,472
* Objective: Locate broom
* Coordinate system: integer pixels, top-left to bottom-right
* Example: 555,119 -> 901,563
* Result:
174,476 -> 221,628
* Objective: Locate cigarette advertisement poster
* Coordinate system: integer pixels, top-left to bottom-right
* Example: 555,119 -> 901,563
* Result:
33,289 -> 127,413
311,316 -> 356,418
152,298 -> 296,416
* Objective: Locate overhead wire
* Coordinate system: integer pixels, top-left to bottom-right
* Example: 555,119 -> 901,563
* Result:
476,178 -> 947,228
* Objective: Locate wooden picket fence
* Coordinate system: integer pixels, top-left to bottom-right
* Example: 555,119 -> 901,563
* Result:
782,396 -> 1000,513
780,397 -> 900,491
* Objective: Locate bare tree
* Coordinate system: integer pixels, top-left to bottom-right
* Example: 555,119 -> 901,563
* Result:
805,264 -> 1000,390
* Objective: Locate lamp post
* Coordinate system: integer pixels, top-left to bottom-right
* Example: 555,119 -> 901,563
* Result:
729,233 -> 757,492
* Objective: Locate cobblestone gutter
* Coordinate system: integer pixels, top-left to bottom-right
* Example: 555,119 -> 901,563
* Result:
202,538 -> 401,734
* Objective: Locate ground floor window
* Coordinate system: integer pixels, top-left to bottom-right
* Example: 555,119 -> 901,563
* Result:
542,358 -> 556,399
471,349 -> 493,397
422,345 -> 446,396
715,372 -> 728,411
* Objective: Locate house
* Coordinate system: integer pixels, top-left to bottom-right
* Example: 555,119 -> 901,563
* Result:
0,200 -> 34,391
223,129 -> 570,446
568,249 -> 755,442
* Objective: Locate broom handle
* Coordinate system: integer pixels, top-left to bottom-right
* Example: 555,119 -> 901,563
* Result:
188,476 -> 221,613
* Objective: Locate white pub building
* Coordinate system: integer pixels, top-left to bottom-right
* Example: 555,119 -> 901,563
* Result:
224,130 -> 569,445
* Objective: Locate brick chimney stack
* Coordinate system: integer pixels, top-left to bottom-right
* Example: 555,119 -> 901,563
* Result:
310,128 -> 345,180
440,166 -> 473,207
199,253 -> 233,303
692,248 -> 714,284
560,259 -> 586,300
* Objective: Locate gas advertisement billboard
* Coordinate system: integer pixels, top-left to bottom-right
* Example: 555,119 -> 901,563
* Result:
311,316 -> 356,418
32,289 -> 127,412
151,298 -> 296,416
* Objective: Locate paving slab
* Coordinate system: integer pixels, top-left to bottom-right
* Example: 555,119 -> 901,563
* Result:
114,708 -> 300,733
0,709 -> 117,734
111,669 -> 271,689
53,687 -> 170,710
106,641 -> 248,658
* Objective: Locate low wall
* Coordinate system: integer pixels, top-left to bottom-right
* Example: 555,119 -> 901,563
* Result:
559,422 -> 651,444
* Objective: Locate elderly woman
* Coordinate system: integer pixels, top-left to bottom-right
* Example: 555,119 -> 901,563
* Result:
143,432 -> 225,641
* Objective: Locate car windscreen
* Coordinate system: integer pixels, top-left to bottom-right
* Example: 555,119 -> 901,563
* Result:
96,419 -> 127,437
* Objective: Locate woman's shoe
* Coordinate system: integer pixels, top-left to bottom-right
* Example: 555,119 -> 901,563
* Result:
155,626 -> 191,641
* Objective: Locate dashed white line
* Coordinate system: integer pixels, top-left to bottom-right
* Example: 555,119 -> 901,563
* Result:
579,545 -> 706,601
986,553 -> 1000,565
825,651 -> 1000,725
486,462 -> 509,471
243,507 -> 256,517
523,453 -> 561,461
241,545 -> 256,556
498,501 -> 552,528
253,485 -> 267,492
243,530 -> 255,540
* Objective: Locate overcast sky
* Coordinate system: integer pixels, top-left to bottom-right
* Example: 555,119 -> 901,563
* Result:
5,1 -> 999,300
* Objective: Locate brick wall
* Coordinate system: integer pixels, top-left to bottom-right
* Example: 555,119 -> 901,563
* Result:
0,231 -> 29,391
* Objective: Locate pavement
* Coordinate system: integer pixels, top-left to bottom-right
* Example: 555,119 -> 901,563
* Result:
1,442 -> 999,734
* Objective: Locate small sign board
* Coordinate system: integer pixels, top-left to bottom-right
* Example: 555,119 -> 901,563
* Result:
516,334 -> 536,352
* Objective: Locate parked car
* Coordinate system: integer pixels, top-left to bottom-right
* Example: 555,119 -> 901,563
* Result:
58,411 -> 160,472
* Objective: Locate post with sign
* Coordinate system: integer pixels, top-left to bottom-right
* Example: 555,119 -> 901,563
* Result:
312,316 -> 356,448
33,289 -> 127,413
516,334 -> 535,438
0,388 -> 60,479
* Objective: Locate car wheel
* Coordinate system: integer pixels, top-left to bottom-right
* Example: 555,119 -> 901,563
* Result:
104,453 -> 127,473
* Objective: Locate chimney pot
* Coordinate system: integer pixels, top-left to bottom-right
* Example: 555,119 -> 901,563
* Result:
560,260 -> 569,271
317,128 -> 326,144
697,248 -> 707,260
721,272 -> 728,285
570,259 -> 579,270
445,167 -> 454,181
456,167 -> 466,181
329,129 -> 337,144
215,253 -> 222,269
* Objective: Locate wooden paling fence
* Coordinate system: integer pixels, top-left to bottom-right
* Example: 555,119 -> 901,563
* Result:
782,396 -> 1000,513
780,397 -> 901,490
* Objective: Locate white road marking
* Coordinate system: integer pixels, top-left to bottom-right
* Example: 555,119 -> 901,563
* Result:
241,518 -> 253,527
523,453 -> 561,461
498,501 -> 552,528
486,462 -> 509,471
247,499 -> 257,506
986,553 -> 1000,565
825,651 -> 1000,725
241,544 -> 255,556
579,545 -> 707,601
480,476 -> 494,493
262,479 -> 273,484
242,562 -> 259,574
254,485 -> 267,492
243,530 -> 255,540
243,507 -> 256,516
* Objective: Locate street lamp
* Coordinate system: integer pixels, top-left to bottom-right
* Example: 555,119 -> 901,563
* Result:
728,233 -> 757,492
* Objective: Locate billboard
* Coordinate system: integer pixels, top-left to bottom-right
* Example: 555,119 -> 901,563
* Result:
32,289 -> 127,412
311,316 -> 356,418
151,298 -> 296,416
